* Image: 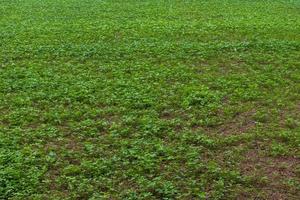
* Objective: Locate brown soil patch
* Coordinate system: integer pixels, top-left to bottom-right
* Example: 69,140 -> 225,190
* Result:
239,149 -> 300,199
217,110 -> 256,135
44,132 -> 84,194
279,101 -> 300,128
160,111 -> 175,120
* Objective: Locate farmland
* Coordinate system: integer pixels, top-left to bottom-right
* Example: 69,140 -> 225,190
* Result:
0,0 -> 300,199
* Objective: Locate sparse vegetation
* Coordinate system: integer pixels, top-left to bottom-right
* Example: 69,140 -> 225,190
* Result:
0,0 -> 299,199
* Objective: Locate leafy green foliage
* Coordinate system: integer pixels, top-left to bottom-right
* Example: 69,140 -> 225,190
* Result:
0,0 -> 299,199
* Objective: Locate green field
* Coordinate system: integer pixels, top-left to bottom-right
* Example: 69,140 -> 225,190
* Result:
1,0 -> 300,199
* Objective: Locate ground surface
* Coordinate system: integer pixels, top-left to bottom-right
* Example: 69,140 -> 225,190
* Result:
0,0 -> 300,199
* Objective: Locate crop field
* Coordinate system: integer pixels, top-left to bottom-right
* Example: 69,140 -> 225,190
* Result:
0,0 -> 300,199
